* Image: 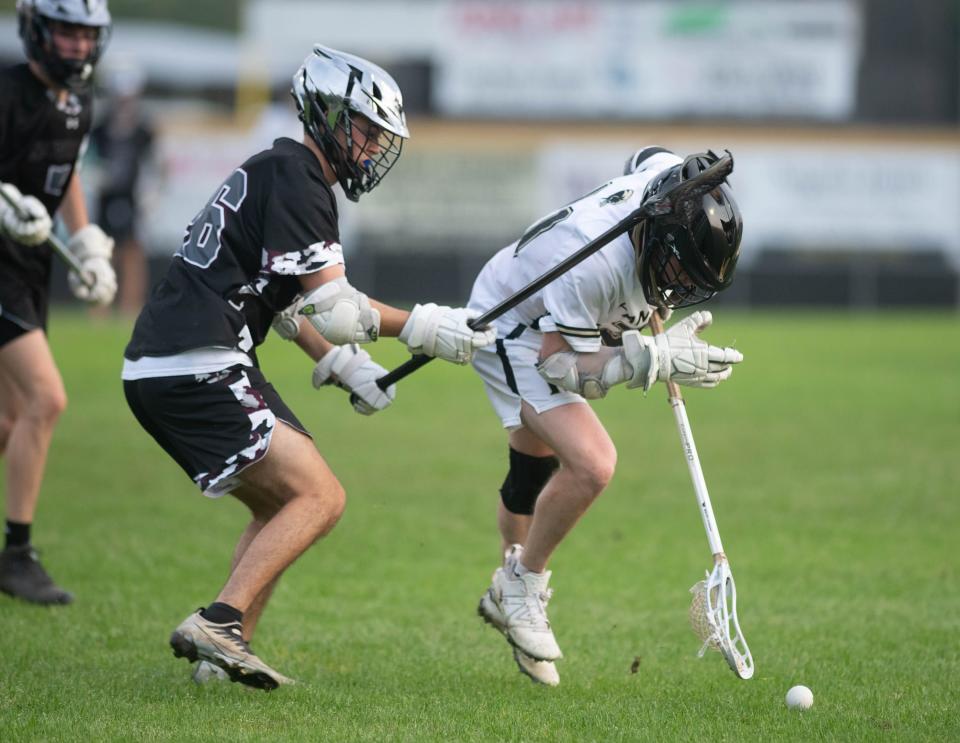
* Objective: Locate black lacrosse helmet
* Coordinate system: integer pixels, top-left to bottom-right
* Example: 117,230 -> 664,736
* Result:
631,151 -> 742,309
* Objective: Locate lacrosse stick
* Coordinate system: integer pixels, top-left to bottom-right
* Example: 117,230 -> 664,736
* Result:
369,151 -> 735,393
0,186 -> 94,289
648,311 -> 754,680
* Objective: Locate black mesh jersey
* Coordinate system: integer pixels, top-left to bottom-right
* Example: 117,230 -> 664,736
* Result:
125,138 -> 342,361
0,64 -> 92,308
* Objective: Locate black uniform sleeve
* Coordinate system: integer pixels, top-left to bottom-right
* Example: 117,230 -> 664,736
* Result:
261,157 -> 343,276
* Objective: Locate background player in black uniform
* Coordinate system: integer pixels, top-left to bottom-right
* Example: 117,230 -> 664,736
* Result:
90,62 -> 155,316
0,0 -> 115,605
122,45 -> 496,690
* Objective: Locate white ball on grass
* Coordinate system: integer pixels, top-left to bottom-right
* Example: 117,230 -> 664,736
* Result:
785,685 -> 814,710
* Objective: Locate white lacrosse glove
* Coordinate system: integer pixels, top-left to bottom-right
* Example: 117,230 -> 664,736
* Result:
398,303 -> 497,365
67,224 -> 117,306
312,344 -> 395,415
272,300 -> 302,340
0,182 -> 52,247
299,277 -> 380,345
623,311 -> 742,391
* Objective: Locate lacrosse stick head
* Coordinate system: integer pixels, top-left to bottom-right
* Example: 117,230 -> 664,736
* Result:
632,151 -> 741,309
688,558 -> 754,680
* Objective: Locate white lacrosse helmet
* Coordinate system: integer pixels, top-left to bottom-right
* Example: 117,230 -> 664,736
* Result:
292,44 -> 409,202
17,0 -> 112,91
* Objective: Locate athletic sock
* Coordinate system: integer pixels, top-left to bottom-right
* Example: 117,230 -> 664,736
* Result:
201,602 -> 243,625
4,520 -> 30,549
513,560 -> 542,578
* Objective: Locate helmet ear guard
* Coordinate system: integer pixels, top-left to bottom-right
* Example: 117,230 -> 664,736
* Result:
632,151 -> 742,309
291,45 -> 409,201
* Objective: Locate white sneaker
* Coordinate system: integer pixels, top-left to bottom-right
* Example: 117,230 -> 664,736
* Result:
479,587 -> 560,686
191,660 -> 228,684
512,647 -> 560,687
480,545 -> 562,662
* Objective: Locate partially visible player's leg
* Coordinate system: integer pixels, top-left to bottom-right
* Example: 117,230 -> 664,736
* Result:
0,328 -> 72,605
116,237 -> 148,317
221,511 -> 279,642
496,424 -> 556,554
0,329 -> 67,522
191,520 -> 276,685
517,400 -> 617,573
218,421 -> 345,611
0,363 -> 19,455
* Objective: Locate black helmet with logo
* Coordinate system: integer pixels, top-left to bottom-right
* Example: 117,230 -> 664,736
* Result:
631,151 -> 742,308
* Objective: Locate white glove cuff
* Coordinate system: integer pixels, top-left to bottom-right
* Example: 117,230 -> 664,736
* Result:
623,330 -> 659,392
69,224 -> 114,260
398,303 -> 437,352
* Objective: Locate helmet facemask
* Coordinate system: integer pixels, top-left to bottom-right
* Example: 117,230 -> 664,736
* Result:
636,220 -> 720,309
300,94 -> 404,201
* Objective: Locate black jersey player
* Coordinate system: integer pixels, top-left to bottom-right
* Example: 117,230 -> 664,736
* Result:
122,45 -> 496,689
0,0 -> 115,606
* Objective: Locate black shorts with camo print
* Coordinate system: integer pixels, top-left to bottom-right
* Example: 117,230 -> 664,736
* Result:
123,364 -> 310,497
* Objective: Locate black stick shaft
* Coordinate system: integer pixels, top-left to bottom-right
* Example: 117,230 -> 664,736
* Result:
374,208 -> 648,389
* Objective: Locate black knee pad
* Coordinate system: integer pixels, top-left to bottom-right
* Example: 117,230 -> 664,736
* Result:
500,448 -> 559,515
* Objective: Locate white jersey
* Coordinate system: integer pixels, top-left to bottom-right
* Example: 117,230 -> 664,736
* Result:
468,150 -> 681,353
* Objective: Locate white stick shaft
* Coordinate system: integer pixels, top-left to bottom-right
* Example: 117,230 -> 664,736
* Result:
647,311 -> 725,559
667,394 -> 725,556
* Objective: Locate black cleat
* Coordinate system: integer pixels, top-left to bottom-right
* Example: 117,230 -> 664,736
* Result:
0,545 -> 74,605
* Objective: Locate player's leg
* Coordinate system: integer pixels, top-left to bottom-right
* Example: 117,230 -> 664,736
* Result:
481,400 -> 615,664
0,328 -> 72,605
0,362 -> 19,456
515,400 -> 616,572
171,421 -> 345,689
221,511 -> 279,642
217,421 -> 345,611
0,329 -> 67,521
117,237 -> 148,317
495,424 -> 556,554
470,342 -> 569,674
189,493 -> 280,684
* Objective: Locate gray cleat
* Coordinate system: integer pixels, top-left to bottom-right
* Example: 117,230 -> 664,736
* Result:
170,610 -> 294,691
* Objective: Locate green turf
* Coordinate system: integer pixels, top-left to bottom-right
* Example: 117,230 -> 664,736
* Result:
1,310 -> 958,742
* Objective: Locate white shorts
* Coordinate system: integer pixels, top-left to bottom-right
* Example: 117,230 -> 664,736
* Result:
471,339 -> 585,430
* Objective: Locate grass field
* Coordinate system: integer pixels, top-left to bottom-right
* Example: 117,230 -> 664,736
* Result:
1,310 -> 958,742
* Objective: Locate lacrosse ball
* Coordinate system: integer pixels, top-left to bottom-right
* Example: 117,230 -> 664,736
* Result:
785,685 -> 814,710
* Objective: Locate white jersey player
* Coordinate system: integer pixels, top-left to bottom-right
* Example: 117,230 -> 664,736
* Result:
469,147 -> 744,686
